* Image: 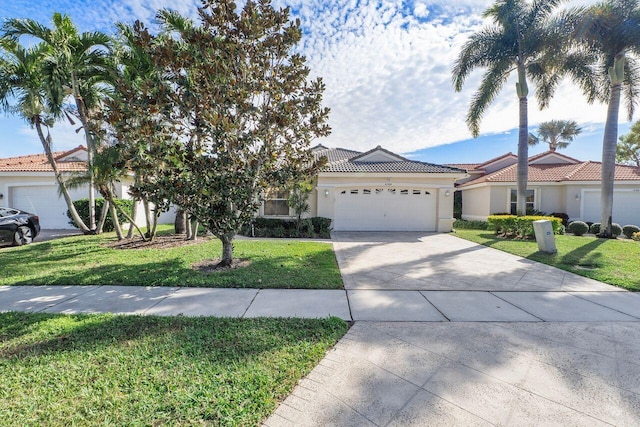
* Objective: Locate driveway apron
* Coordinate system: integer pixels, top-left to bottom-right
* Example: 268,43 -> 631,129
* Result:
265,232 -> 640,426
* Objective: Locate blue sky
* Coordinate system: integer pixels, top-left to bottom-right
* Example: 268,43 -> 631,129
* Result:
0,0 -> 634,164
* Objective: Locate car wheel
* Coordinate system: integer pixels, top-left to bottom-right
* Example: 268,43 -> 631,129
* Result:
13,226 -> 33,246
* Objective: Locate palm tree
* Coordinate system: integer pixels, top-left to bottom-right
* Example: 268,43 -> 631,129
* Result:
570,0 -> 640,237
0,38 -> 91,232
528,119 -> 582,151
3,14 -> 113,231
452,0 -> 565,215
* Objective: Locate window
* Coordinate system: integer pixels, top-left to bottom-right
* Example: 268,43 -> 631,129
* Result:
510,189 -> 535,214
413,190 -> 421,195
363,189 -> 371,195
350,189 -> 359,194
264,189 -> 290,216
400,189 -> 408,195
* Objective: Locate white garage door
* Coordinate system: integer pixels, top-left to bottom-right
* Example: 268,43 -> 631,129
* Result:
10,185 -> 88,229
334,187 -> 436,231
582,190 -> 640,226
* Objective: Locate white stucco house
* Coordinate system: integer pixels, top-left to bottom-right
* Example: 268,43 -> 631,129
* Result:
262,145 -> 467,232
450,151 -> 640,226
1,144 -> 467,232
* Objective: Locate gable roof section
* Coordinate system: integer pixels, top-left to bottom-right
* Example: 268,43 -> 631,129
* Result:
314,146 -> 466,174
459,160 -> 640,187
528,150 -> 580,165
0,146 -> 87,173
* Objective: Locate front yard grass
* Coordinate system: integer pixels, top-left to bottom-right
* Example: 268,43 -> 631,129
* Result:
0,312 -> 347,426
454,229 -> 640,291
0,229 -> 342,288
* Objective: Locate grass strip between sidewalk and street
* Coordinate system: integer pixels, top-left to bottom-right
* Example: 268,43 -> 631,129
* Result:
453,229 -> 640,291
0,228 -> 342,289
0,312 -> 348,426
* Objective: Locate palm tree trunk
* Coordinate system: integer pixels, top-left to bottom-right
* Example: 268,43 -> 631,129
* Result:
71,72 -> 97,230
34,119 -> 91,233
599,83 -> 621,238
96,199 -> 109,233
516,95 -> 529,216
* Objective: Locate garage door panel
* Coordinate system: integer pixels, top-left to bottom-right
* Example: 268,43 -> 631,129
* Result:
10,185 -> 88,229
582,190 -> 640,226
334,187 -> 436,231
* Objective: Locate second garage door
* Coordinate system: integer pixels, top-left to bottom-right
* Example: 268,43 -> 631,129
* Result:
582,189 -> 640,226
333,187 -> 436,231
10,185 -> 88,229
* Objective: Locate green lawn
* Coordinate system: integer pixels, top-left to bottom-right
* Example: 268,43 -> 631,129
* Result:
0,230 -> 342,288
454,229 -> 640,291
0,312 -> 347,426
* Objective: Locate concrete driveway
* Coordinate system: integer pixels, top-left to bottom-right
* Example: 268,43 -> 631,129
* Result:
265,232 -> 640,426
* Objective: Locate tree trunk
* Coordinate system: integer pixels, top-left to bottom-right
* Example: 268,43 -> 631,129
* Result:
127,199 -> 138,239
600,82 -> 621,238
516,95 -> 529,216
109,201 -> 124,240
188,218 -> 199,241
175,209 -> 187,234
96,200 -> 109,233
34,119 -> 91,233
144,200 -> 153,238
71,72 -> 97,231
219,234 -> 234,267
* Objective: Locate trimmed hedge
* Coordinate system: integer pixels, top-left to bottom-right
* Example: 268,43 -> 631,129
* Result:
623,225 -> 640,239
487,215 -> 563,239
453,219 -> 489,230
550,212 -> 570,227
611,223 -> 623,237
590,222 -> 601,234
567,221 -> 589,236
240,217 -> 332,238
67,198 -> 134,232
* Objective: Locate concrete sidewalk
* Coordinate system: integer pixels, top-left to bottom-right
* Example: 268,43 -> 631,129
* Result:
2,285 -> 640,322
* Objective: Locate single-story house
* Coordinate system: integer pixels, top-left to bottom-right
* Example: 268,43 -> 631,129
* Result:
264,145 -> 467,232
0,146 -> 176,229
1,144 -> 467,232
449,150 -> 640,226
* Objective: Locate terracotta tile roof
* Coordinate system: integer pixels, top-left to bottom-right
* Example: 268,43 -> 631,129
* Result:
0,146 -> 87,173
475,152 -> 517,169
445,163 -> 480,171
459,160 -> 640,187
314,146 -> 466,174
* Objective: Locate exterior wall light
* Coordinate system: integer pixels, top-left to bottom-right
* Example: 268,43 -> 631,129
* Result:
445,190 -> 450,197
0,193 -> 3,200
575,193 -> 580,200
324,189 -> 329,197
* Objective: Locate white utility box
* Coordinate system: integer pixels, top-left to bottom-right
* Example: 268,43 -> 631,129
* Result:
533,220 -> 557,254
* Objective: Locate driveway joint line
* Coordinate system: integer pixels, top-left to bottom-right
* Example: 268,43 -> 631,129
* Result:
241,288 -> 261,318
142,287 -> 182,315
489,291 -> 545,322
568,292 -> 640,320
418,291 -> 450,321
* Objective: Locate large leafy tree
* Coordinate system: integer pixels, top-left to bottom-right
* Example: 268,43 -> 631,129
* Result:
528,119 -> 582,151
570,0 -> 640,237
0,38 -> 90,231
617,120 -> 640,168
105,0 -> 330,266
452,0 -> 566,215
3,14 -> 112,231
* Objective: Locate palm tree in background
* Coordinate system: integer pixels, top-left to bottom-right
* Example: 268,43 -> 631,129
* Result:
452,0 -> 566,215
3,13 -> 113,231
528,119 -> 582,151
569,0 -> 640,237
0,38 -> 90,232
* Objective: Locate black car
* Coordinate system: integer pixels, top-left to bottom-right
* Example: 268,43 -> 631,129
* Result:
0,207 -> 41,246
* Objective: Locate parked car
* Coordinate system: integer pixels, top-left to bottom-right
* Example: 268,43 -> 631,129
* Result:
0,207 -> 41,246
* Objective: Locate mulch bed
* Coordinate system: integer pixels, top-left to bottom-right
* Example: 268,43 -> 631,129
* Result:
104,234 -> 212,250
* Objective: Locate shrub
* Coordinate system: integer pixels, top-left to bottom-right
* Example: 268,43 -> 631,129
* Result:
611,223 -> 623,237
67,198 -> 133,232
550,212 -> 569,227
453,219 -> 489,230
589,223 -> 601,234
567,221 -> 589,236
487,215 -> 563,239
632,231 -> 640,241
622,225 -> 640,239
240,217 -> 331,238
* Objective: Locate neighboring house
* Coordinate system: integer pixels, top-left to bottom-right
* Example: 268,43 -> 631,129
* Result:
261,145 -> 467,232
0,146 -> 159,229
449,151 -> 640,226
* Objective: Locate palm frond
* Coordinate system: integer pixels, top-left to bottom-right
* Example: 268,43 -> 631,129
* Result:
466,60 -> 511,137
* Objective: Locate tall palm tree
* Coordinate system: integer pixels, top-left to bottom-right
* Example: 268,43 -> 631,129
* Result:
452,0 -> 565,215
528,119 -> 582,151
0,38 -> 90,232
570,0 -> 640,237
3,14 -> 113,231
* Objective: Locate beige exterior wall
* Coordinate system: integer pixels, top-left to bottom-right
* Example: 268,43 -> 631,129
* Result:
460,186 -> 490,220
538,185 -> 565,214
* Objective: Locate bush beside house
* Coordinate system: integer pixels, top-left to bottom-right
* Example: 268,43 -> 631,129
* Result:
487,215 -> 564,239
67,198 -> 133,232
240,217 -> 332,238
